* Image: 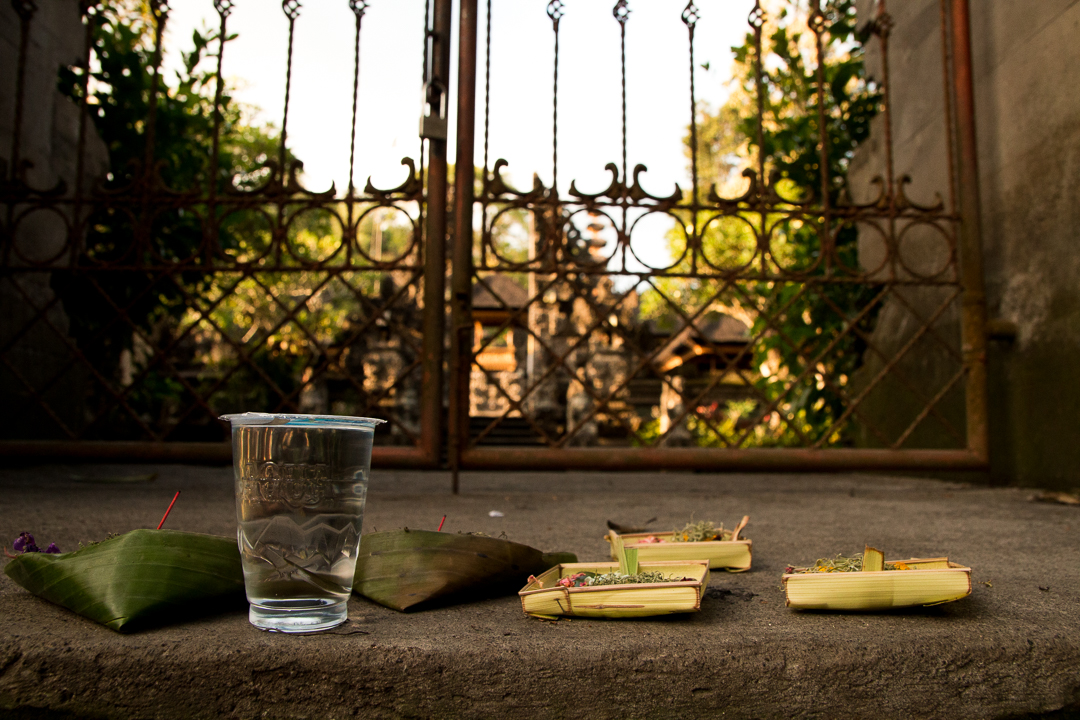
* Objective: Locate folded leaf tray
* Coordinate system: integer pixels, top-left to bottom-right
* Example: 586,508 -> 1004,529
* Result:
518,560 -> 710,619
4,529 -> 244,632
353,529 -> 575,611
782,557 -> 971,610
604,515 -> 751,571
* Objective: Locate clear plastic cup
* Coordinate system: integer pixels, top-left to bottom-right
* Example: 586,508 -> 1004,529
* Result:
221,413 -> 384,633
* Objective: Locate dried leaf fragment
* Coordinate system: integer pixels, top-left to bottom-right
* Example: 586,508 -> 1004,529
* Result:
1031,491 -> 1080,506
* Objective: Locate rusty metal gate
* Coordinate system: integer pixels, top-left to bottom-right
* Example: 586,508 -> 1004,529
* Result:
0,0 -> 988,480
446,0 -> 988,481
0,0 -> 452,468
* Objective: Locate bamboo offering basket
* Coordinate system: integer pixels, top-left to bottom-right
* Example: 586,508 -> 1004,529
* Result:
782,556 -> 972,611
518,560 -> 710,619
604,515 -> 752,571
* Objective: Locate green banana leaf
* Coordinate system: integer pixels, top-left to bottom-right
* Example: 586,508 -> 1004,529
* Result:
353,529 -> 576,612
4,529 -> 245,633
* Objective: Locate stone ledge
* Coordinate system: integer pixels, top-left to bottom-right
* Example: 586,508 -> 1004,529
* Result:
1,465 -> 1077,719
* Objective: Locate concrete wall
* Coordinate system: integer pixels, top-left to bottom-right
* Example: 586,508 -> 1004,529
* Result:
851,0 -> 1080,489
0,1 -> 107,438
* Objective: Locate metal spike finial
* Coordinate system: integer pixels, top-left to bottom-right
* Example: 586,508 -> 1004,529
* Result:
282,0 -> 301,21
681,2 -> 699,29
213,0 -> 234,16
348,0 -> 368,18
875,12 -> 894,37
150,0 -> 170,21
808,1 -> 825,33
870,0 -> 893,37
546,0 -> 564,29
748,0 -> 764,29
613,0 -> 630,25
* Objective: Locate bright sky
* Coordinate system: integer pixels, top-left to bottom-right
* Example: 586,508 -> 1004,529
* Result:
164,1 -> 754,193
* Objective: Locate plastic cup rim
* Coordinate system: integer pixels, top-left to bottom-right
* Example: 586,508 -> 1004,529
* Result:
219,412 -> 385,429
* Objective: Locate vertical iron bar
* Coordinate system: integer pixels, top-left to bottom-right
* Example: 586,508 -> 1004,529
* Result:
208,1 -> 232,259
449,0 -> 479,491
7,0 -> 36,186
347,1 -> 367,197
4,0 -> 36,270
72,1 -> 96,268
279,1 -> 300,180
809,1 -> 832,273
483,0 -> 492,176
144,2 -> 168,189
749,2 -> 765,184
950,0 -> 989,462
480,0 -> 492,281
874,2 -> 898,282
682,3 -> 699,206
141,1 -> 168,268
876,4 -> 896,200
346,0 -> 367,269
614,1 -> 629,187
939,0 -> 959,216
748,1 -> 767,275
682,2 -> 699,275
547,1 -> 563,194
614,0 -> 630,271
276,1 -> 300,269
422,0 -> 452,470
418,0 -> 431,215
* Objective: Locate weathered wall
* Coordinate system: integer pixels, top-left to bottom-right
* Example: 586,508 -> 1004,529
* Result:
851,0 -> 1080,489
0,1 -> 107,438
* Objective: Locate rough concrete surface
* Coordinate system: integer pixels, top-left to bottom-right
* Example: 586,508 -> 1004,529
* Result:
0,464 -> 1077,719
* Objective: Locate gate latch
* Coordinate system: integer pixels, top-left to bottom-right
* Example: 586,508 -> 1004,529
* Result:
419,79 -> 448,141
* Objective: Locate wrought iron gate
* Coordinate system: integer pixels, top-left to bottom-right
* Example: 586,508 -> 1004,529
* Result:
0,0 -> 451,467
0,0 -> 988,479
446,0 -> 988,480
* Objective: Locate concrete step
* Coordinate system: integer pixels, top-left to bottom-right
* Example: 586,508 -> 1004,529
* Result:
0,465 -> 1077,719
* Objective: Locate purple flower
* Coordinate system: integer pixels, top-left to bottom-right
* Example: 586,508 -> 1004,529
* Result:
13,532 -> 39,554
9,532 -> 56,554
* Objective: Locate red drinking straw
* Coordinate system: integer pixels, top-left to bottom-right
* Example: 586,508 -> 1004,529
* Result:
437,515 -> 446,532
156,491 -> 181,530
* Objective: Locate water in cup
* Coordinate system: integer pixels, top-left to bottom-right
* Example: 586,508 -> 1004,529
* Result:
222,413 -> 382,633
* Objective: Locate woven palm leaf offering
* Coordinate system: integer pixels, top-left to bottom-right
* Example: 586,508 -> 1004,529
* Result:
352,528 -> 576,612
518,536 -> 710,619
604,515 -> 751,571
782,545 -> 971,611
4,529 -> 245,632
